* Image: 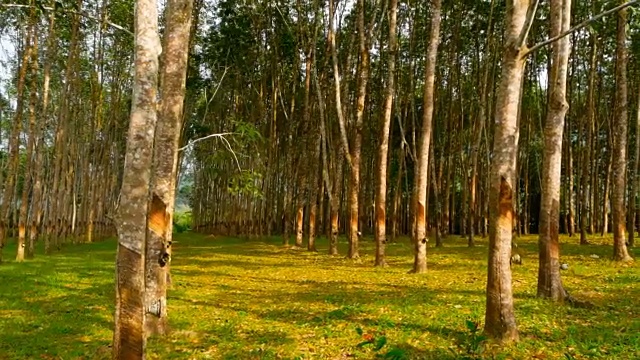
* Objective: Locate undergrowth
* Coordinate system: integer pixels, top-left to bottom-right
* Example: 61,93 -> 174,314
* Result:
0,233 -> 638,359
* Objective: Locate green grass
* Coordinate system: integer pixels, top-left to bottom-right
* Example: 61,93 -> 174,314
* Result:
0,233 -> 638,359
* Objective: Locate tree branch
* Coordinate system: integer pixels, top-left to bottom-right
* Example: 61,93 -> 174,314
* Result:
1,4 -> 133,35
178,132 -> 235,152
524,0 -> 639,57
179,132 -> 241,171
517,0 -> 540,50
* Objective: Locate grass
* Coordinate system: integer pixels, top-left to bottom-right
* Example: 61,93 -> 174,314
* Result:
0,233 -> 638,359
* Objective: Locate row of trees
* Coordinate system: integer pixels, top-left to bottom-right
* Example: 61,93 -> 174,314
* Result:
183,0 -> 638,342
189,0 -> 640,254
0,0 -> 638,356
0,0 -> 192,356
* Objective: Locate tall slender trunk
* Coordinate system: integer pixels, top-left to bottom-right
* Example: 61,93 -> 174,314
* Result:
345,0 -> 371,259
580,36 -> 597,245
629,85 -> 640,248
16,28 -> 39,262
602,152 -> 612,236
0,22 -> 32,263
411,0 -> 442,274
611,1 -> 633,262
113,0 -> 161,355
566,117 -> 575,237
485,0 -> 536,343
374,0 -> 398,267
469,0 -> 495,246
144,0 -> 193,337
537,0 -> 571,301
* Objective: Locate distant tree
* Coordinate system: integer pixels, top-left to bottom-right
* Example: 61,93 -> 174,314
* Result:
411,0 -> 442,274
374,0 -> 398,267
612,0 -> 634,262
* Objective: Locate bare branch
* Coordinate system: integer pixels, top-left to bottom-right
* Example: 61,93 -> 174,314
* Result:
517,0 -> 540,50
524,0 -> 639,57
178,132 -> 235,152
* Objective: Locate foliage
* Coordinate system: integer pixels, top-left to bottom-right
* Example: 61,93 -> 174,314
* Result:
0,234 -> 638,359
454,319 -> 488,359
173,210 -> 192,233
227,169 -> 263,198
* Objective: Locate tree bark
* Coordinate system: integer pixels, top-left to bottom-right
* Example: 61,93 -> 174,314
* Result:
580,35 -> 597,245
629,85 -> 640,248
411,0 -> 442,274
0,22 -> 32,263
469,0 -> 495,247
611,1 -> 633,262
113,0 -> 161,356
485,0 -> 536,343
537,0 -> 571,301
374,0 -> 398,267
16,27 -> 39,262
144,0 -> 193,337
345,0 -> 372,259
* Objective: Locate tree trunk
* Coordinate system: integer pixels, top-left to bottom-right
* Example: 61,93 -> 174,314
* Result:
602,153 -> 612,236
411,0 -> 441,274
113,0 -> 161,356
611,1 -> 633,262
144,0 -> 193,337
485,0 -> 535,343
16,28 -> 39,262
469,0 -> 495,246
537,0 -> 571,301
580,35 -> 597,245
374,0 -> 398,267
566,117 -> 575,237
629,85 -> 640,248
345,0 -> 372,259
0,23 -> 32,263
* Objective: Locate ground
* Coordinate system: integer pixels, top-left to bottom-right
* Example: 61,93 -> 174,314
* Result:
0,233 -> 638,359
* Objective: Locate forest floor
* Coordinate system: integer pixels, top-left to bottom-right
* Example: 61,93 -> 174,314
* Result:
0,233 -> 638,360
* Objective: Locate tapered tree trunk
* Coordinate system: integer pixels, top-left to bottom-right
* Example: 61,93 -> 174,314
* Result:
627,85 -> 640,248
345,0 -> 372,259
602,153 -> 612,236
308,143 -> 320,252
374,0 -> 398,267
327,0 -> 346,256
538,0 -> 571,301
0,23 -> 32,263
485,0 -> 536,343
113,0 -> 161,356
295,204 -> 304,247
144,0 -> 193,337
566,118 -> 576,237
313,48 -> 340,256
391,146 -> 405,243
16,29 -> 39,262
469,0 -> 495,246
611,2 -> 633,262
411,0 -> 441,274
580,36 -> 597,245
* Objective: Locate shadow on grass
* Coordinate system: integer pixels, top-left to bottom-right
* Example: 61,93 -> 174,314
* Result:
0,232 -> 637,359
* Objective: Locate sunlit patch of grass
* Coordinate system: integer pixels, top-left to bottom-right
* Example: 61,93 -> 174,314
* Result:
0,233 -> 638,359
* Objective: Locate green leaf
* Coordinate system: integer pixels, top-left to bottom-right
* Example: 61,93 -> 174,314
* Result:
355,327 -> 363,336
374,336 -> 387,351
381,348 -> 408,360
465,319 -> 477,332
